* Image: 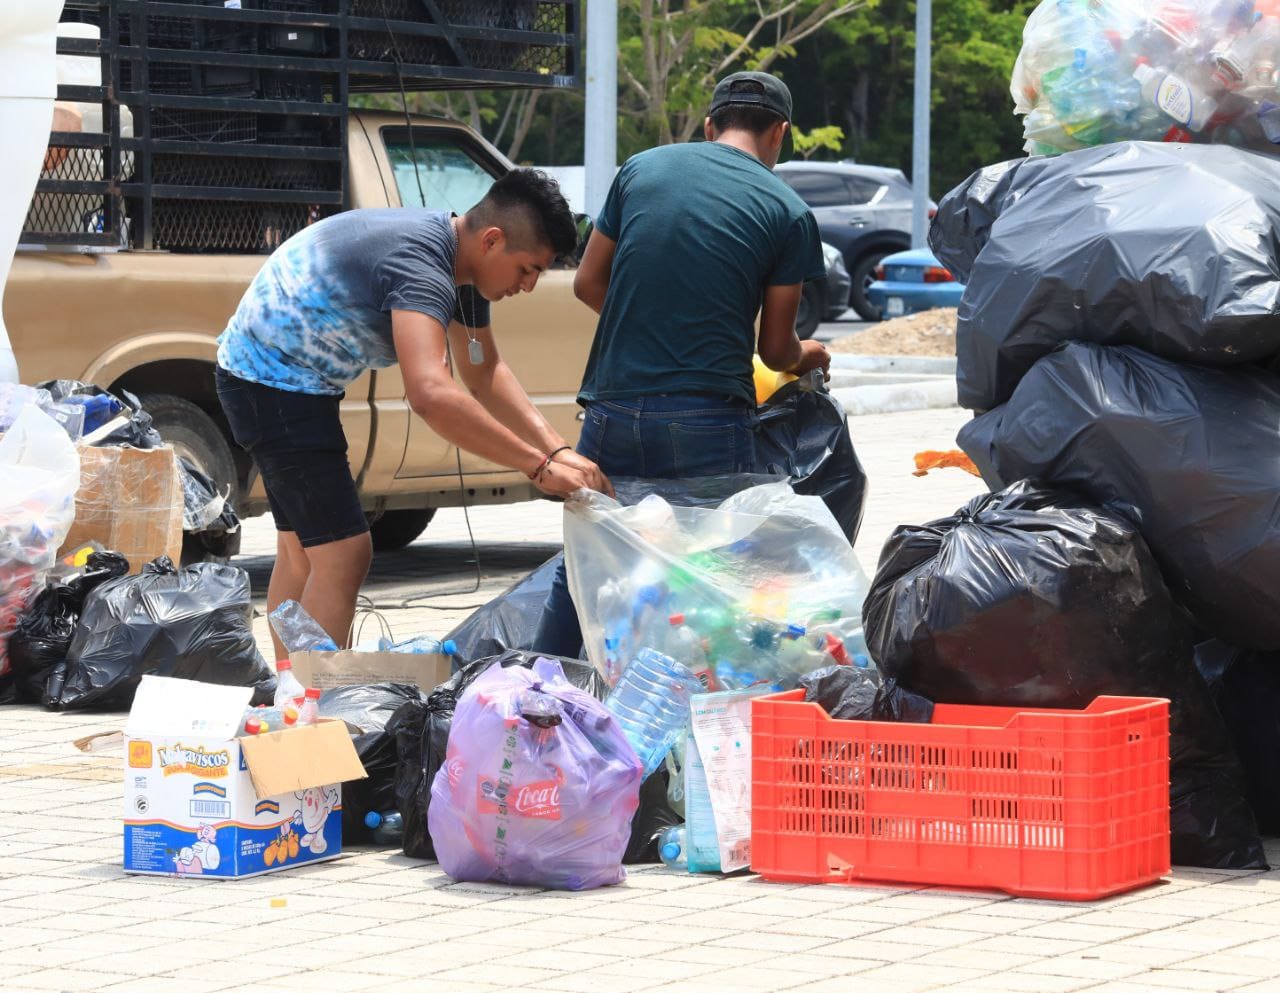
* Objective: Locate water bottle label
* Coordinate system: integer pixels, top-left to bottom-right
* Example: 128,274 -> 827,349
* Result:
1156,75 -> 1194,125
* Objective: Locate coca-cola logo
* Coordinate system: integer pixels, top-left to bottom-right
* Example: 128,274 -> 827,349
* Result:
511,780 -> 561,820
444,757 -> 465,788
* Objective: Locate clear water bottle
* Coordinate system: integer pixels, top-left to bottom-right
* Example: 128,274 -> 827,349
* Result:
269,599 -> 340,654
386,635 -> 458,655
658,824 -> 687,870
296,687 -> 321,726
605,648 -> 701,778
364,810 -> 404,846
273,659 -> 306,708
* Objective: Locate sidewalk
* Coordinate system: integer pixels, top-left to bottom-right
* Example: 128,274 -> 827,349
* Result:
1,407 -> 1276,993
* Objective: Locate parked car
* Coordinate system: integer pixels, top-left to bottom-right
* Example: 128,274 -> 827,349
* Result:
865,248 -> 964,320
796,243 -> 852,338
775,161 -> 935,321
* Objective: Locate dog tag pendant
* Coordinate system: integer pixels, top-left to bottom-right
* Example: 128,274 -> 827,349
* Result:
468,338 -> 485,365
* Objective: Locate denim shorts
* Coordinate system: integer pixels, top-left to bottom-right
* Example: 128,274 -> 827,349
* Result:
215,367 -> 368,548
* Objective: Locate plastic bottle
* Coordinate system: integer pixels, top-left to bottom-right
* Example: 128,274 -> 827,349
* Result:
658,824 -> 687,870
364,810 -> 404,846
387,635 -> 458,656
664,613 -> 714,688
604,648 -> 701,777
296,687 -> 321,726
273,659 -> 306,708
269,599 -> 340,653
1133,62 -> 1219,131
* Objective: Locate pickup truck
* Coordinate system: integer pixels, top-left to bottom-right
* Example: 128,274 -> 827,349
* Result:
6,110 -> 595,553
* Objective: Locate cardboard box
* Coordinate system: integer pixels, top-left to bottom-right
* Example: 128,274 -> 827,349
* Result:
122,676 -> 367,878
60,445 -> 183,573
290,649 -> 454,691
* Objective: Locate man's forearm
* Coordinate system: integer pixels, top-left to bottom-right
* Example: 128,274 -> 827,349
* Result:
468,360 -> 566,453
411,378 -> 546,476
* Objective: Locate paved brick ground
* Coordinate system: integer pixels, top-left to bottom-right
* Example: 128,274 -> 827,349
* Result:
2,407 -> 1276,993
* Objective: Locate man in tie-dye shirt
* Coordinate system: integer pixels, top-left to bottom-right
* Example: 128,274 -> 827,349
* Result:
216,169 -> 611,658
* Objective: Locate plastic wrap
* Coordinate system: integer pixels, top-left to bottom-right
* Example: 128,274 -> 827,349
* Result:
564,480 -> 871,690
1011,0 -> 1280,156
958,342 -> 1280,651
863,480 -> 1266,869
389,649 -> 608,861
37,380 -> 162,448
930,142 -> 1280,411
427,657 -> 643,889
45,557 -> 275,710
0,406 -> 81,678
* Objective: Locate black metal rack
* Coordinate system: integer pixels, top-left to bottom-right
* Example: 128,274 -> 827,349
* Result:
24,0 -> 580,253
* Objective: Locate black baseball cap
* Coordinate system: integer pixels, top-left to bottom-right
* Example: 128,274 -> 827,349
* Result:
708,71 -> 794,162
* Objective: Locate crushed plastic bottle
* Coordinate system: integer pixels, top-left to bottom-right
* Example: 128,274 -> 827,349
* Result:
364,810 -> 404,846
269,599 -> 340,654
658,824 -> 687,870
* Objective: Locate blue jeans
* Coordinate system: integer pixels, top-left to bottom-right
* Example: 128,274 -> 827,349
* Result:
532,394 -> 758,658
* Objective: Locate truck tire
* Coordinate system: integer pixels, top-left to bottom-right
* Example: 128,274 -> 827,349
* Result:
136,393 -> 239,564
368,508 -> 437,552
849,250 -> 890,322
795,283 -> 822,340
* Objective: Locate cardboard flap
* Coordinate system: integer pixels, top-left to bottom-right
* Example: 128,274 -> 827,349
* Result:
239,719 -> 367,800
126,676 -> 253,739
290,649 -> 453,691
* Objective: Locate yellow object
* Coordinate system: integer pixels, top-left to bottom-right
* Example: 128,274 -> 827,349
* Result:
270,898 -> 287,908
752,354 -> 798,405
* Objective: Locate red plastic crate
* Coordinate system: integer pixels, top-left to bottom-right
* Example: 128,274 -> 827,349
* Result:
751,692 -> 1170,900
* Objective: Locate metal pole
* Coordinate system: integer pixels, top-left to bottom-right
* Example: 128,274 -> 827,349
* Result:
583,0 -> 617,219
911,0 -> 932,249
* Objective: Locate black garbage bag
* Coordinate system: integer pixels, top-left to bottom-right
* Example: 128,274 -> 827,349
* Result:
8,551 -> 130,703
958,342 -> 1280,652
318,682 -> 428,843
929,142 -> 1280,411
1195,640 -> 1280,835
45,557 -> 275,710
36,380 -> 163,448
177,457 -> 242,560
445,554 -> 564,665
388,649 -> 608,860
863,480 -> 1266,869
756,371 -> 867,543
626,765 -> 683,865
799,664 -> 934,723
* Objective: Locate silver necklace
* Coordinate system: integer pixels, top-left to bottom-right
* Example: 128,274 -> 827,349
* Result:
451,216 -> 485,365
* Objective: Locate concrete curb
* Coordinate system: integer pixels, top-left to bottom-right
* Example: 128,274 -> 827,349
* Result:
832,377 -> 959,416
831,352 -> 957,375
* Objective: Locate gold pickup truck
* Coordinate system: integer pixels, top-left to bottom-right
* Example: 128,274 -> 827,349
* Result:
6,111 -> 595,552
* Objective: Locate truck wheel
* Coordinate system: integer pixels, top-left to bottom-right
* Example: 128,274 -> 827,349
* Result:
136,393 -> 239,564
368,508 -> 437,552
795,283 -> 822,340
849,251 -> 890,322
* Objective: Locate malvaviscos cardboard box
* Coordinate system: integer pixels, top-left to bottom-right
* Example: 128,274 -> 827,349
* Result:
123,676 -> 367,878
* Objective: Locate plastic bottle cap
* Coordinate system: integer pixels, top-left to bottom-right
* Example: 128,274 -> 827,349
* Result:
364,810 -> 383,829
604,636 -> 620,651
442,639 -> 458,656
270,898 -> 288,908
244,718 -> 262,735
669,613 -> 685,626
638,585 -> 663,606
660,843 -> 681,861
786,623 -> 806,638
282,706 -> 299,726
304,688 -> 321,700
276,660 -> 292,671
853,653 -> 871,668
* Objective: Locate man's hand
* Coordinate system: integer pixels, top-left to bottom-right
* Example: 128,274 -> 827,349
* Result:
551,449 -> 615,498
790,339 -> 832,380
532,459 -> 595,499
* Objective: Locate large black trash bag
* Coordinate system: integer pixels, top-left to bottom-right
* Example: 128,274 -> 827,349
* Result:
177,457 -> 241,560
799,664 -> 934,723
1196,640 -> 1280,835
36,380 -> 163,448
388,649 -> 608,860
8,551 -> 130,703
958,342 -> 1280,652
929,143 -> 1280,411
756,372 -> 866,543
45,557 -> 275,710
863,481 -> 1266,869
318,682 -> 428,843
445,554 -> 564,665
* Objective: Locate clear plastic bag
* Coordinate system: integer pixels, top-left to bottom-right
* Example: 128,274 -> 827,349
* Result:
0,406 -> 80,677
564,479 -> 871,690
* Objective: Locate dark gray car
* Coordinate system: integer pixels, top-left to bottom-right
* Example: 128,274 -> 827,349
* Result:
776,161 -> 931,321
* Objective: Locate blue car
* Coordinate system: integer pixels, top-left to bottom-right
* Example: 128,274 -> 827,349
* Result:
865,248 -> 964,320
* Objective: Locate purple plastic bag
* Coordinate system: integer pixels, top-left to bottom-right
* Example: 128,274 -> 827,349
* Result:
428,657 -> 644,890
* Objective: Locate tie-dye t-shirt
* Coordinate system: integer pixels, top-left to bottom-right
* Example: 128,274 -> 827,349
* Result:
217,208 -> 490,396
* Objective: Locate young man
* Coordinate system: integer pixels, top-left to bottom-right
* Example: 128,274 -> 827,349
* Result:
532,70 -> 832,657
216,168 -> 612,658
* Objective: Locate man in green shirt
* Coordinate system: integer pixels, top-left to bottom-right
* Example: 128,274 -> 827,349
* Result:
533,70 -> 830,656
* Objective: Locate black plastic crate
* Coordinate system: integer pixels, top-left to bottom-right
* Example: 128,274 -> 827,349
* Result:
145,199 -> 336,253
151,153 -> 340,192
148,108 -> 259,143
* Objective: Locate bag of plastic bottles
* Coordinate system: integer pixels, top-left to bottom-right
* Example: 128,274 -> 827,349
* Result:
564,480 -> 871,691
8,550 -> 129,703
427,657 -> 643,890
45,557 -> 275,710
958,342 -> 1280,652
930,142 -> 1280,412
863,480 -> 1266,869
1011,0 -> 1280,156
0,405 -> 81,679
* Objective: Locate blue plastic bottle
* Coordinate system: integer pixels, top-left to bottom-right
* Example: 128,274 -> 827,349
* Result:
658,825 -> 687,869
604,648 -> 701,777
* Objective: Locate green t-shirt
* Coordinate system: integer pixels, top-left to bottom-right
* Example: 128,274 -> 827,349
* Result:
578,141 -> 825,404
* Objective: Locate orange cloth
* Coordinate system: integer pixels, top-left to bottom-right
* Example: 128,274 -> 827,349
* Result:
913,449 -> 981,477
